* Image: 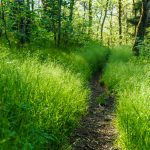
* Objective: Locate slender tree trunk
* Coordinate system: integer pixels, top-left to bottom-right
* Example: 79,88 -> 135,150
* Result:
132,0 -> 150,56
126,16 -> 129,44
69,0 -> 74,23
96,11 -> 103,39
118,0 -> 122,45
32,0 -> 34,12
124,5 -> 129,44
83,2 -> 86,20
57,0 -> 62,47
15,0 -> 26,45
109,6 -> 113,46
68,0 -> 75,42
88,0 -> 92,35
26,0 -> 31,42
133,0 -> 137,35
101,0 -> 109,42
1,0 -> 11,48
82,2 -> 86,33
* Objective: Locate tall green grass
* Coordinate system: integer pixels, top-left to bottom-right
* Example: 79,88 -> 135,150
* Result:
102,46 -> 150,150
0,43 -> 109,149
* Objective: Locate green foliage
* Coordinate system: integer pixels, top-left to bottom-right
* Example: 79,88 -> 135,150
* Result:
0,42 -> 109,149
141,28 -> 150,58
128,0 -> 142,26
96,93 -> 108,106
102,47 -> 150,150
0,0 -> 137,48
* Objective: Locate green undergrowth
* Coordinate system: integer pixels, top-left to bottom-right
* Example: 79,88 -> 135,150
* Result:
0,42 -> 109,149
102,46 -> 150,150
96,93 -> 109,106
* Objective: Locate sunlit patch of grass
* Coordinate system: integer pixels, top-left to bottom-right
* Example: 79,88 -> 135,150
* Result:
102,46 -> 150,150
0,42 -> 109,149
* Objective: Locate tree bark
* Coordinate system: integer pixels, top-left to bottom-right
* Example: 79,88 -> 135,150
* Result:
69,0 -> 74,23
96,10 -> 103,39
57,0 -> 62,47
1,0 -> 11,48
101,0 -> 109,42
26,0 -> 31,42
32,0 -> 34,12
133,0 -> 137,35
88,0 -> 92,35
118,0 -> 122,45
68,0 -> 75,41
132,0 -> 150,56
109,5 -> 113,46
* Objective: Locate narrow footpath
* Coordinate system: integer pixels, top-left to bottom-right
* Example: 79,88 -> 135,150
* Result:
71,72 -> 117,150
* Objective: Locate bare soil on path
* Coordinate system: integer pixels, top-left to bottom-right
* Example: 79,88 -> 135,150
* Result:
70,72 -> 117,150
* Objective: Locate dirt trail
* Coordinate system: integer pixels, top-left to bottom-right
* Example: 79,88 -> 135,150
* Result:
70,72 -> 117,150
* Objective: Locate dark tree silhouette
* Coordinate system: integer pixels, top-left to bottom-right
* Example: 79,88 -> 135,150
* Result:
133,0 -> 150,56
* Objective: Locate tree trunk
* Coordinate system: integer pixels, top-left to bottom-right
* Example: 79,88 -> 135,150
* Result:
118,0 -> 122,45
68,0 -> 75,42
69,0 -> 74,23
81,2 -> 87,34
83,2 -> 86,20
96,10 -> 103,39
101,0 -> 109,42
132,0 -> 150,56
32,0 -> 34,12
1,0 -> 11,47
26,0 -> 31,42
133,0 -> 137,35
88,0 -> 92,35
124,5 -> 129,44
109,6 -> 113,46
15,0 -> 26,45
57,0 -> 62,47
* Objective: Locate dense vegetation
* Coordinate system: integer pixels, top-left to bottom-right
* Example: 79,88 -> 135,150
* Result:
0,43 -> 109,149
0,0 -> 150,149
102,47 -> 150,150
2,0 -> 149,48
